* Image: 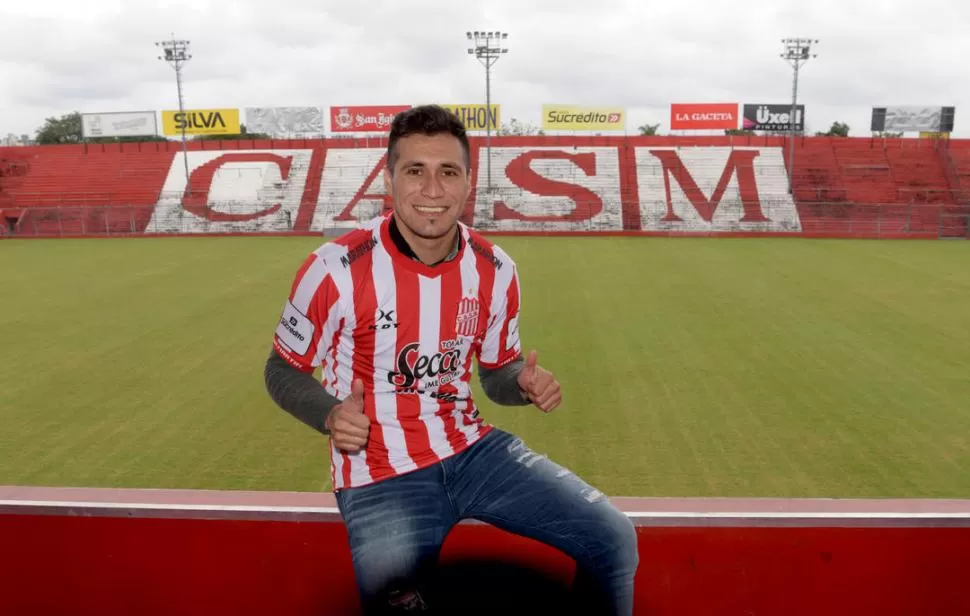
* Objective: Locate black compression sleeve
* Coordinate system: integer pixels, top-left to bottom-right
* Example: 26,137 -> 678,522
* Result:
263,348 -> 341,435
477,356 -> 531,406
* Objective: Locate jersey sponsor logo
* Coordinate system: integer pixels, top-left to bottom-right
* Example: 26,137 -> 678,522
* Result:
276,301 -> 314,355
468,237 -> 504,270
369,308 -> 399,331
429,390 -> 460,403
274,342 -> 308,370
455,298 -> 481,337
387,339 -> 463,390
340,236 -> 378,268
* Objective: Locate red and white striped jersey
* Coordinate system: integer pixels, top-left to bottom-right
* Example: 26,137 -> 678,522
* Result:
272,214 -> 522,490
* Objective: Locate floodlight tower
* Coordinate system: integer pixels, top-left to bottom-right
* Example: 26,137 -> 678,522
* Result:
467,31 -> 508,193
156,36 -> 192,183
780,38 -> 818,194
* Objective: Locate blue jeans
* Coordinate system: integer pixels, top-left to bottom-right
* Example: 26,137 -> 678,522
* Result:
334,428 -> 639,615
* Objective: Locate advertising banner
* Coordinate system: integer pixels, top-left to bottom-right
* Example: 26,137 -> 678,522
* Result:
81,111 -> 158,138
329,105 -> 411,133
436,104 -> 500,131
871,106 -> 956,132
245,107 -> 324,135
162,109 -> 240,136
742,104 -> 805,132
541,105 -> 625,131
670,104 -> 738,130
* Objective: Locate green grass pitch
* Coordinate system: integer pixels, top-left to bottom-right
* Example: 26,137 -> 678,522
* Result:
1,235 -> 968,498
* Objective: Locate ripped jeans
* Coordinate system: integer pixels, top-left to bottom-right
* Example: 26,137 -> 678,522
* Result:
334,428 -> 640,615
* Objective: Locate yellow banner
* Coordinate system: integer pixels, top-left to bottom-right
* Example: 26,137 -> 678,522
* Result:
162,108 -> 240,136
436,104 -> 500,131
919,131 -> 950,140
542,105 -> 626,131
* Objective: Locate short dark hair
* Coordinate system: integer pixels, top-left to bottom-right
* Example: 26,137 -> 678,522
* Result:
386,105 -> 471,174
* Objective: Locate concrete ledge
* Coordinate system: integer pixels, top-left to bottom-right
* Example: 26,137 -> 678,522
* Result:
3,485 -> 969,527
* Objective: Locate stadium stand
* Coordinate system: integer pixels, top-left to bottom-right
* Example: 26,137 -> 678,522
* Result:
943,141 -> 970,206
789,138 -> 848,203
940,143 -> 970,238
1,143 -> 172,236
0,136 -> 967,239
147,150 -> 315,234
0,154 -> 30,234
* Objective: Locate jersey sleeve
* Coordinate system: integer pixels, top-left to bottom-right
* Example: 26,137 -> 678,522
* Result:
478,263 -> 522,370
272,252 -> 343,374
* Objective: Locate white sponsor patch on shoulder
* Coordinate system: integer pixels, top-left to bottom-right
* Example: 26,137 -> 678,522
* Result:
275,301 -> 314,355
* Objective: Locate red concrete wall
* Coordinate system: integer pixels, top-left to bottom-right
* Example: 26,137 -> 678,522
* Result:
2,487 -> 969,615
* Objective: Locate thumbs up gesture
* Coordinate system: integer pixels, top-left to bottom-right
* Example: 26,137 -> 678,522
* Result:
517,350 -> 562,413
325,378 -> 371,453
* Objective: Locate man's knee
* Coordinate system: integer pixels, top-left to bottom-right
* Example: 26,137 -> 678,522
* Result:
588,502 -> 640,573
351,535 -> 437,609
612,508 -> 640,571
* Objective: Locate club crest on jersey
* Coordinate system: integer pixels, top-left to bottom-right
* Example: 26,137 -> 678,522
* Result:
455,297 -> 481,338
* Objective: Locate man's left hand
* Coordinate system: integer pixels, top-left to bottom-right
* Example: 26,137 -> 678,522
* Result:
517,350 -> 562,413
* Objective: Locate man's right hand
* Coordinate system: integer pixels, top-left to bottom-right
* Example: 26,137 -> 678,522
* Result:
325,378 -> 370,453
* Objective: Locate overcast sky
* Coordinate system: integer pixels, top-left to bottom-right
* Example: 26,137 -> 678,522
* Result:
2,0 -> 968,138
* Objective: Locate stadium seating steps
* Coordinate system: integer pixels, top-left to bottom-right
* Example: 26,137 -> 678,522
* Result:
0,137 -> 968,238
